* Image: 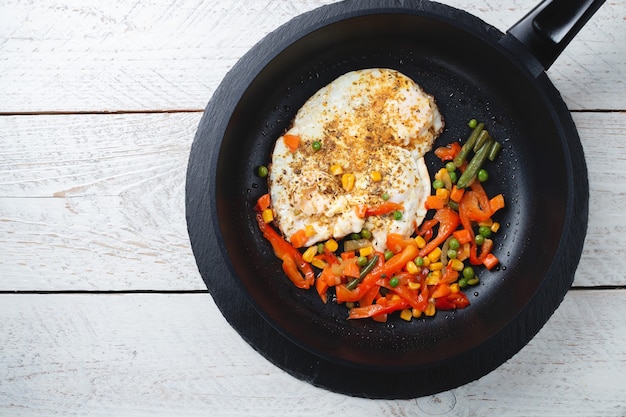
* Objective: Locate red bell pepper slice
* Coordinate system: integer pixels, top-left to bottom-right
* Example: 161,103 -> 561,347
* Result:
418,207 -> 460,257
435,292 -> 470,310
255,213 -> 315,289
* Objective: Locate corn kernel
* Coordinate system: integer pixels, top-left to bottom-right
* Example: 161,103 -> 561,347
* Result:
414,235 -> 426,249
436,187 -> 450,201
330,164 -> 344,175
406,260 -> 419,275
311,258 -> 328,269
425,300 -> 436,317
408,281 -> 421,291
412,308 -> 423,318
491,221 -> 501,233
478,218 -> 494,227
428,247 -> 442,263
422,256 -> 431,268
341,173 -> 355,192
302,246 -> 318,263
431,270 -> 442,280
449,258 -> 465,272
325,238 -> 339,252
390,294 -> 402,302
450,283 -> 460,293
359,246 -> 373,257
370,170 -> 383,182
262,208 -> 274,223
429,261 -> 443,271
305,225 -> 315,237
400,309 -> 413,321
426,274 -> 440,286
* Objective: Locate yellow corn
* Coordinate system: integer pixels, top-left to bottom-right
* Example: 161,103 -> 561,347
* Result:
449,258 -> 465,272
491,221 -> 501,233
429,261 -> 443,271
408,281 -> 421,291
370,170 -> 383,182
406,260 -> 419,275
311,258 -> 328,269
390,294 -> 402,302
425,300 -> 436,317
436,187 -> 450,201
330,164 -> 344,175
414,235 -> 426,249
450,283 -> 460,293
426,271 -> 441,285
428,247 -> 442,263
422,256 -> 431,268
262,208 -> 274,223
341,173 -> 355,192
412,308 -> 423,318
305,225 -> 315,237
359,246 -> 373,257
400,309 -> 413,321
478,219 -> 493,228
325,238 -> 339,252
302,246 -> 318,263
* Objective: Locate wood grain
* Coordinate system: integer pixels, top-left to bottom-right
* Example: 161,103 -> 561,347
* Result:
1,290 -> 624,416
0,0 -> 623,113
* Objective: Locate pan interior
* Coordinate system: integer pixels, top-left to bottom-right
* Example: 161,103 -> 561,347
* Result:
214,12 -> 569,369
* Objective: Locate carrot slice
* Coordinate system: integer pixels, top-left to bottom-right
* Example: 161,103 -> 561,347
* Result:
425,195 -> 445,210
283,134 -> 300,152
290,229 -> 308,248
256,193 -> 271,211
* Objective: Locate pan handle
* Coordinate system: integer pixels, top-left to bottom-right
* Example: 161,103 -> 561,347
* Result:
502,0 -> 605,76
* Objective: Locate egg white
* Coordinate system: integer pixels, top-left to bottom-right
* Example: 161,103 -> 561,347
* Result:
268,68 -> 443,251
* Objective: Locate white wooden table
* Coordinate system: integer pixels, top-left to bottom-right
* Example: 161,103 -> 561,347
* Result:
1,1 -> 625,415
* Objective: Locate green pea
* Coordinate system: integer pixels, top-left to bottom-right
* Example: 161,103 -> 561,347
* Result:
357,256 -> 368,267
393,210 -> 403,221
477,168 -> 489,182
382,192 -> 390,201
458,277 -> 469,288
414,256 -> 424,267
478,225 -> 492,238
468,277 -> 480,286
350,233 -> 361,240
317,243 -> 325,254
468,119 -> 478,129
474,234 -> 485,245
448,238 -> 460,250
445,162 -> 456,172
389,276 -> 400,288
462,266 -> 475,280
312,141 -> 322,151
257,165 -> 269,178
360,229 -> 372,240
432,179 -> 445,190
449,171 -> 458,184
447,249 -> 458,259
384,250 -> 394,261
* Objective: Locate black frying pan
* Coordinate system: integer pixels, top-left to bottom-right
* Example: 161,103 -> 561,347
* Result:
186,0 -> 602,399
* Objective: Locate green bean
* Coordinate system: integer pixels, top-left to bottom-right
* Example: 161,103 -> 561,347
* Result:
453,122 -> 485,167
456,138 -> 493,188
488,141 -> 502,161
473,130 -> 492,153
346,254 -> 379,290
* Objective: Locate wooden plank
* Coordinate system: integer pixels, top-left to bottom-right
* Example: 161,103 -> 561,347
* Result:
0,113 -> 205,290
0,290 -> 624,416
1,111 -> 625,290
0,0 -> 622,113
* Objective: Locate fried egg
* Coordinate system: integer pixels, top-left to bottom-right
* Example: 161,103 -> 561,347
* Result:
268,68 -> 443,251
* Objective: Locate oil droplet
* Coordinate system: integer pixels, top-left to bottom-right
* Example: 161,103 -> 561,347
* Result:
474,291 -> 479,297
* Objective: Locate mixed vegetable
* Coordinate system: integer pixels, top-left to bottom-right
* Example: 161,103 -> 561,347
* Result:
255,119 -> 505,322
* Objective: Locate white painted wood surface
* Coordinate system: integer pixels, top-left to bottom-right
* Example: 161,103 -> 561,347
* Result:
1,0 -> 625,415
